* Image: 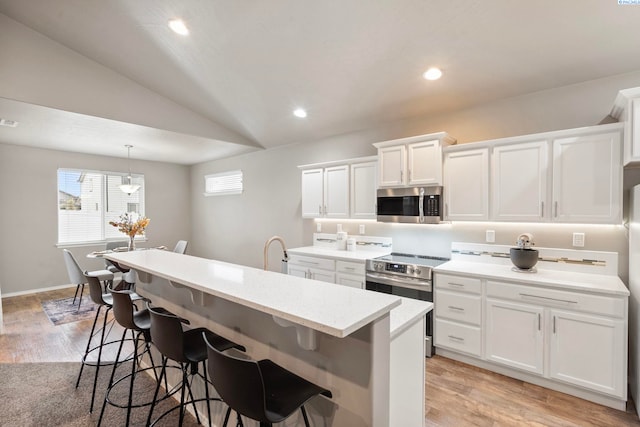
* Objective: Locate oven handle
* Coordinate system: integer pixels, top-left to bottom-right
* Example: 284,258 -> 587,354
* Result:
419,187 -> 425,223
366,272 -> 432,291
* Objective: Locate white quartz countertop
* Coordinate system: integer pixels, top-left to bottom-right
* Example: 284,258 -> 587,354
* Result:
288,246 -> 391,261
107,250 -> 402,338
390,298 -> 432,339
434,261 -> 629,296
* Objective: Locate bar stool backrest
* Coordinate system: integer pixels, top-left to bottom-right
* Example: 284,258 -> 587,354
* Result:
205,338 -> 267,423
109,287 -> 137,330
148,306 -> 187,363
85,274 -> 109,306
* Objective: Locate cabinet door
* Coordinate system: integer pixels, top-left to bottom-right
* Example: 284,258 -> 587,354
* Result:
351,161 -> 377,219
407,140 -> 441,186
552,132 -> 622,223
301,168 -> 324,218
549,309 -> 626,398
287,264 -> 309,279
492,140 -> 547,221
443,148 -> 489,220
485,298 -> 544,375
336,272 -> 364,289
309,268 -> 336,283
324,165 -> 349,218
378,145 -> 406,187
629,97 -> 640,164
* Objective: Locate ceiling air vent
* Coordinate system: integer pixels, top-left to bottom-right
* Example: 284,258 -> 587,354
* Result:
0,119 -> 19,128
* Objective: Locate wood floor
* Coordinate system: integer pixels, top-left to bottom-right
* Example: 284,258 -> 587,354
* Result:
1,288 -> 640,426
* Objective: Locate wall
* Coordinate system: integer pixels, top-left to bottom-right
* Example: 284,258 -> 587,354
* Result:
0,143 -> 191,295
190,71 -> 640,279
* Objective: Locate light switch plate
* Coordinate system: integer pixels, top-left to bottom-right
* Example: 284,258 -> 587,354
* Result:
359,224 -> 366,235
486,230 -> 495,243
316,222 -> 322,232
572,232 -> 585,247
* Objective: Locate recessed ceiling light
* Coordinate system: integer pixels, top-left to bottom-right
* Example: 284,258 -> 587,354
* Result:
168,19 -> 189,36
293,108 -> 307,118
423,67 -> 443,81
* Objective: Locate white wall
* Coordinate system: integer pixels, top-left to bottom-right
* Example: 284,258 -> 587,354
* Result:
190,71 -> 640,277
0,143 -> 191,295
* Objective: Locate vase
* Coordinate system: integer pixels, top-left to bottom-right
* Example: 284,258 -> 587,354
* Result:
128,235 -> 136,251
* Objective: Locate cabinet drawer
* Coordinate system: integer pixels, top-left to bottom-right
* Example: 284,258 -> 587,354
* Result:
486,280 -> 625,318
435,318 -> 481,356
288,255 -> 335,271
435,290 -> 481,325
435,273 -> 481,294
336,260 -> 365,275
336,272 -> 364,289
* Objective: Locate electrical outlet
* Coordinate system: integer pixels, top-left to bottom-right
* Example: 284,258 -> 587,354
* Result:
337,224 -> 343,232
486,230 -> 495,243
572,232 -> 585,247
359,224 -> 366,235
316,222 -> 322,232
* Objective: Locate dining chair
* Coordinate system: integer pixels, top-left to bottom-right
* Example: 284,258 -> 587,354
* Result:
173,240 -> 188,254
62,249 -> 114,310
104,240 -> 128,274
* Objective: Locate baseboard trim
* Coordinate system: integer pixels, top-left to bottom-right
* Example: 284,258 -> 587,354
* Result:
2,284 -> 76,298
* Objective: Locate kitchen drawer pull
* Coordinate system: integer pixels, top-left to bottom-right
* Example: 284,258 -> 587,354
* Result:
554,201 -> 558,218
520,293 -> 577,305
344,267 -> 356,271
538,313 -> 541,331
448,306 -> 465,311
448,335 -> 465,342
540,201 -> 544,217
298,260 -> 320,265
448,282 -> 465,287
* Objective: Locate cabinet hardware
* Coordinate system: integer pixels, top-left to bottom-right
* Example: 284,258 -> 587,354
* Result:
408,169 -> 412,182
448,282 -> 464,287
400,170 -> 404,183
538,313 -> 541,331
448,335 -> 464,342
344,267 -> 356,271
541,201 -> 544,217
553,316 -> 556,333
519,293 -> 577,305
299,260 -> 319,265
448,306 -> 465,311
318,205 -> 322,215
324,205 -> 327,215
445,203 -> 448,217
554,201 -> 558,218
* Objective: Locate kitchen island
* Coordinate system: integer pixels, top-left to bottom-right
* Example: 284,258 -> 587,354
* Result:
106,249 -> 431,427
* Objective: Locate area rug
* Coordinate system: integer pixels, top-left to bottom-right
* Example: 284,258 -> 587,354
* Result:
0,362 -> 203,426
41,297 -> 98,326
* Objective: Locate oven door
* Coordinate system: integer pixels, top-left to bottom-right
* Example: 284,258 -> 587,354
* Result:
365,272 -> 433,357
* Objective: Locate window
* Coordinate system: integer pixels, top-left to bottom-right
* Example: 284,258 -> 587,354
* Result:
57,169 -> 145,245
204,170 -> 243,196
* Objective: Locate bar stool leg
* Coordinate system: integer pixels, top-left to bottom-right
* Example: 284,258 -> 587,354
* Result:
146,356 -> 167,427
76,305 -> 102,389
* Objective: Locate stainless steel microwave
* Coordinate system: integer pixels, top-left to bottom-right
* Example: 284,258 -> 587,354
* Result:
376,186 -> 443,223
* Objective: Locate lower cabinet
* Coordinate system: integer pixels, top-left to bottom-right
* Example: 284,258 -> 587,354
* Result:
288,254 -> 365,289
434,272 -> 628,404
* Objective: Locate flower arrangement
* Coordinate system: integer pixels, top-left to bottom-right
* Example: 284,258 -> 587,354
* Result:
109,212 -> 150,250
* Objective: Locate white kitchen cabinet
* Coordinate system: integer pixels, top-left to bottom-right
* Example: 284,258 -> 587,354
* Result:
443,148 -> 489,220
335,260 -> 366,289
611,87 -> 640,166
491,140 -> 547,221
549,309 -> 626,398
350,161 -> 377,219
299,156 -> 376,219
287,255 -> 336,283
552,131 -> 622,224
485,298 -> 544,375
300,165 -> 348,218
374,132 -> 456,188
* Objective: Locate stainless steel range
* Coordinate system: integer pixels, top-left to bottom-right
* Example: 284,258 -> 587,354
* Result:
365,253 -> 449,357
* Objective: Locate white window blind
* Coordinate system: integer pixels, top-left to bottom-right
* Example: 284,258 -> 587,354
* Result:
204,170 -> 243,196
57,169 -> 145,245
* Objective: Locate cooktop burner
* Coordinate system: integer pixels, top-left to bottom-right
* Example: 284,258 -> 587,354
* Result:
373,252 -> 450,268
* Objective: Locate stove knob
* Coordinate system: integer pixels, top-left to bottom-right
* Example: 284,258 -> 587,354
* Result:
375,263 -> 383,271
415,268 -> 422,275
406,266 -> 414,274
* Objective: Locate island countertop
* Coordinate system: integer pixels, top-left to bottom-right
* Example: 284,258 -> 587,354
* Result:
107,249 -> 402,338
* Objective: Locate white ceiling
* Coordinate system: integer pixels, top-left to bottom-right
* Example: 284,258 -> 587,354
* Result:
1,0 -> 640,164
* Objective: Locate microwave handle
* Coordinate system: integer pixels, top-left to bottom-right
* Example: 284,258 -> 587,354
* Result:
419,187 -> 425,223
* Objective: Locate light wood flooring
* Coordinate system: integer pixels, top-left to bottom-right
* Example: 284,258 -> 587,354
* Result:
1,288 -> 640,426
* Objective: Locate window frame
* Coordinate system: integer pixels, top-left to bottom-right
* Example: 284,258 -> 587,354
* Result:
203,170 -> 243,197
56,168 -> 146,247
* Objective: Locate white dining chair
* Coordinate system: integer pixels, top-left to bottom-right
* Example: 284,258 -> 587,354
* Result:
173,240 -> 188,254
62,249 -> 114,310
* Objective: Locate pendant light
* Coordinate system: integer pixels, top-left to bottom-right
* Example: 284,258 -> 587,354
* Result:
119,145 -> 141,195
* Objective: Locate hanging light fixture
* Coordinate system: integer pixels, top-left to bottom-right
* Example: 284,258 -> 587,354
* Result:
119,145 -> 141,195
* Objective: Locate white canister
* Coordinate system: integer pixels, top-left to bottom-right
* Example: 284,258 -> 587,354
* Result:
346,237 -> 356,252
336,231 -> 348,250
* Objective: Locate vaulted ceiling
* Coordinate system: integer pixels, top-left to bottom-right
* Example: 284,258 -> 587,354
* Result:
1,1 -> 640,164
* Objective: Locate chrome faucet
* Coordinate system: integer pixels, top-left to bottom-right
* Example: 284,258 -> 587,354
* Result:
263,235 -> 289,272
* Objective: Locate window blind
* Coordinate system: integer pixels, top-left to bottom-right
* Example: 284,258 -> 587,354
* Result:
57,169 -> 145,245
204,170 -> 243,196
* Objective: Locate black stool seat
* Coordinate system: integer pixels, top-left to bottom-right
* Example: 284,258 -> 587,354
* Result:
204,333 -> 332,427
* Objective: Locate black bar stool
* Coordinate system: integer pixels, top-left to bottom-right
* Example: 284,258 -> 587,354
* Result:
98,287 -> 169,426
203,333 -> 332,427
146,305 -> 246,427
75,274 -> 138,412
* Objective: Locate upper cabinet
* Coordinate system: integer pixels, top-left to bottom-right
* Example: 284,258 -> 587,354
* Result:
299,156 -> 377,219
443,123 -> 623,224
611,87 -> 640,166
374,132 -> 456,188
